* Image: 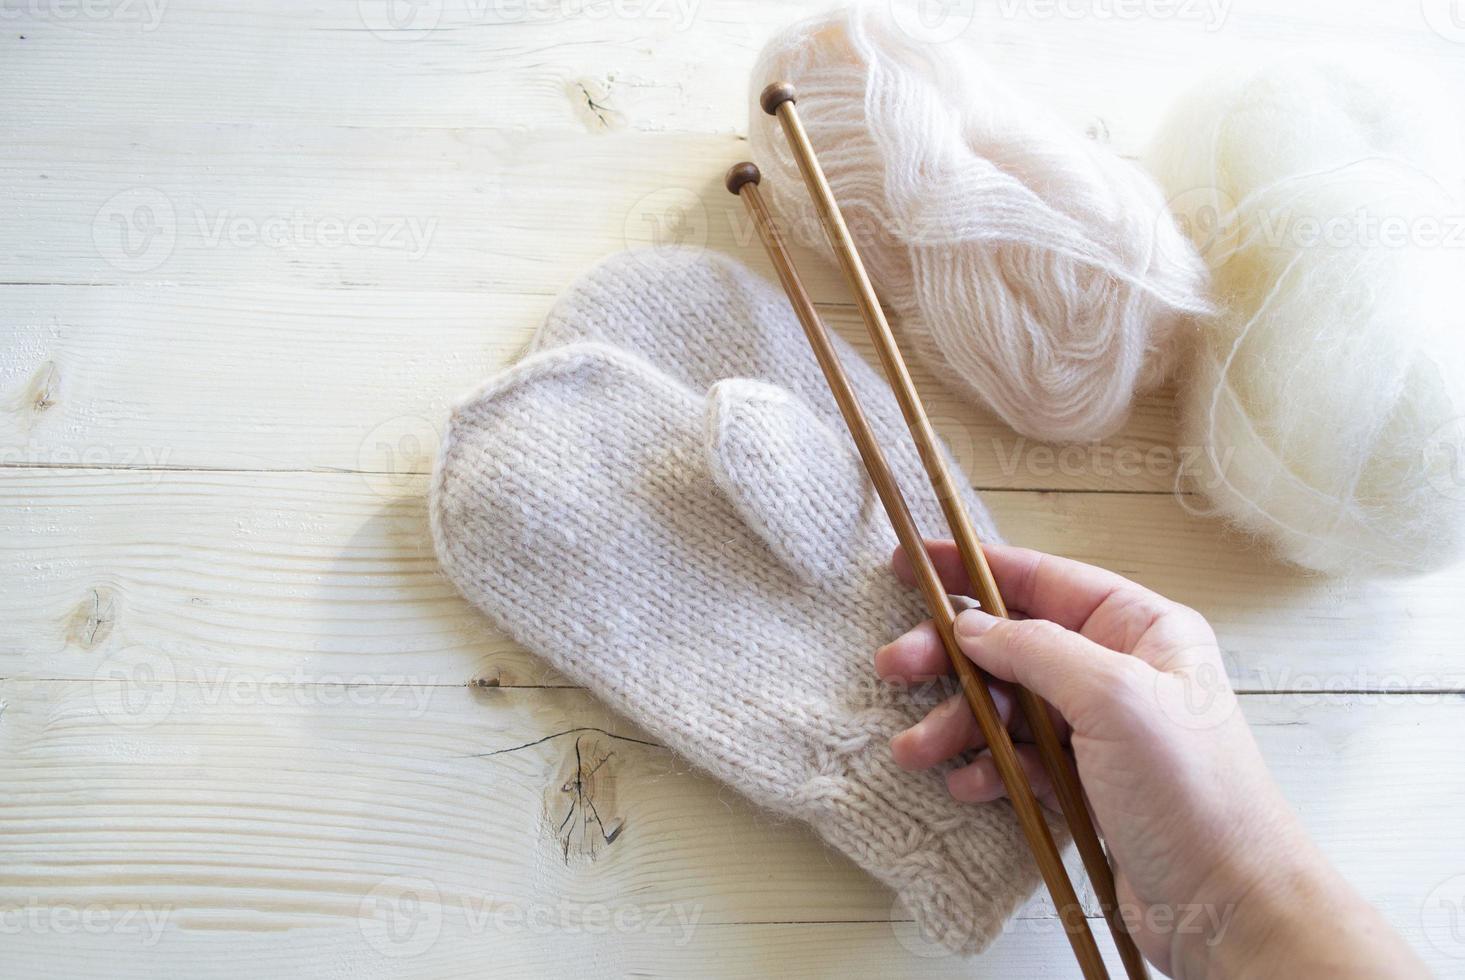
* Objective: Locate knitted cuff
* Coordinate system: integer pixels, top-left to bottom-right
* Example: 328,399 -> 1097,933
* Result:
783,701 -> 1046,953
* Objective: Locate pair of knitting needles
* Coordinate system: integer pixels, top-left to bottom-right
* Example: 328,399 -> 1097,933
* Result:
728,82 -> 1148,980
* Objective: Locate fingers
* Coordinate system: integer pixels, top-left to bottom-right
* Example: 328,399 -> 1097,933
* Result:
890,694 -> 979,770
874,620 -> 948,683
891,539 -> 972,596
877,579 -> 1140,722
947,743 -> 1059,810
892,540 -> 1177,634
889,687 -> 1017,770
954,609 -> 1142,724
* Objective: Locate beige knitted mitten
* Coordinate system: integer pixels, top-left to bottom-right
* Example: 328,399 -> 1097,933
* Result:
431,249 -> 1040,953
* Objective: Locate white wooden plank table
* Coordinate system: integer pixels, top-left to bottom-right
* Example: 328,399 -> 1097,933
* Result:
3,1 -> 1464,976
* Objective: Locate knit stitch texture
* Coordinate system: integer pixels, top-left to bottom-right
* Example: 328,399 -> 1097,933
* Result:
431,248 -> 1043,953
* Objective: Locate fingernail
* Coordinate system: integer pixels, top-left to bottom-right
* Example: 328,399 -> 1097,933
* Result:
947,761 -> 997,803
955,609 -> 999,640
867,641 -> 890,679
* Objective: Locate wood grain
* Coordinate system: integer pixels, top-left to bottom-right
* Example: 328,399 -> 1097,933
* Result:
0,284 -> 1182,491
1,681 -> 1461,975
5,0 -> 1463,139
4,0 -> 1464,974
2,469 -> 1461,692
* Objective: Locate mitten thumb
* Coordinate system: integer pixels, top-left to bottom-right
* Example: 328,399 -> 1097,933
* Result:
704,379 -> 887,586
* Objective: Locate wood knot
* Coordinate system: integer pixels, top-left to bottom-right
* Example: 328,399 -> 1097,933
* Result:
65,587 -> 118,650
569,78 -> 626,132
546,733 -> 624,864
21,360 -> 59,416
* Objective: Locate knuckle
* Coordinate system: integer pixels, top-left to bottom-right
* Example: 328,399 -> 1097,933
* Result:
1105,652 -> 1151,692
1177,605 -> 1219,642
1155,595 -> 1212,634
1000,617 -> 1063,657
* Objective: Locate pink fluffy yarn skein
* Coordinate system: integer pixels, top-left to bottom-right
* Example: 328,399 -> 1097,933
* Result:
749,6 -> 1212,443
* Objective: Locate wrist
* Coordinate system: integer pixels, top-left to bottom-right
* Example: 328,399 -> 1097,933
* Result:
1175,841 -> 1424,979
1189,850 -> 1331,979
1165,805 -> 1317,979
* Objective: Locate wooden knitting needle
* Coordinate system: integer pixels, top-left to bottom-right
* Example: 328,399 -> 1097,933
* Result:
758,81 -> 1149,980
726,161 -> 1108,980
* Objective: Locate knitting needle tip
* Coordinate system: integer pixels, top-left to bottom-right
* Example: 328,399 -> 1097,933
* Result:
760,81 -> 797,116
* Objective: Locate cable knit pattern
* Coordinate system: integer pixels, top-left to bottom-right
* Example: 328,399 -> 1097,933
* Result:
431,249 -> 1042,953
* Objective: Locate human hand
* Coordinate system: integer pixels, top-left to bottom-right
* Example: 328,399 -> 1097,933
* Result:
875,541 -> 1425,978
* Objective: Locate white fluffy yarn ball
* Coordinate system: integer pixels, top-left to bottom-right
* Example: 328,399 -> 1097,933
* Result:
1149,56 -> 1465,574
749,5 -> 1211,443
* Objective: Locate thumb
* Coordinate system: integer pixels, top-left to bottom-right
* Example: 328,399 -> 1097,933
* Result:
954,609 -> 1141,725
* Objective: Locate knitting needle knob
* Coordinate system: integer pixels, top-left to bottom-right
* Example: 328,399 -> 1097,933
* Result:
724,161 -> 762,195
759,81 -> 797,116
